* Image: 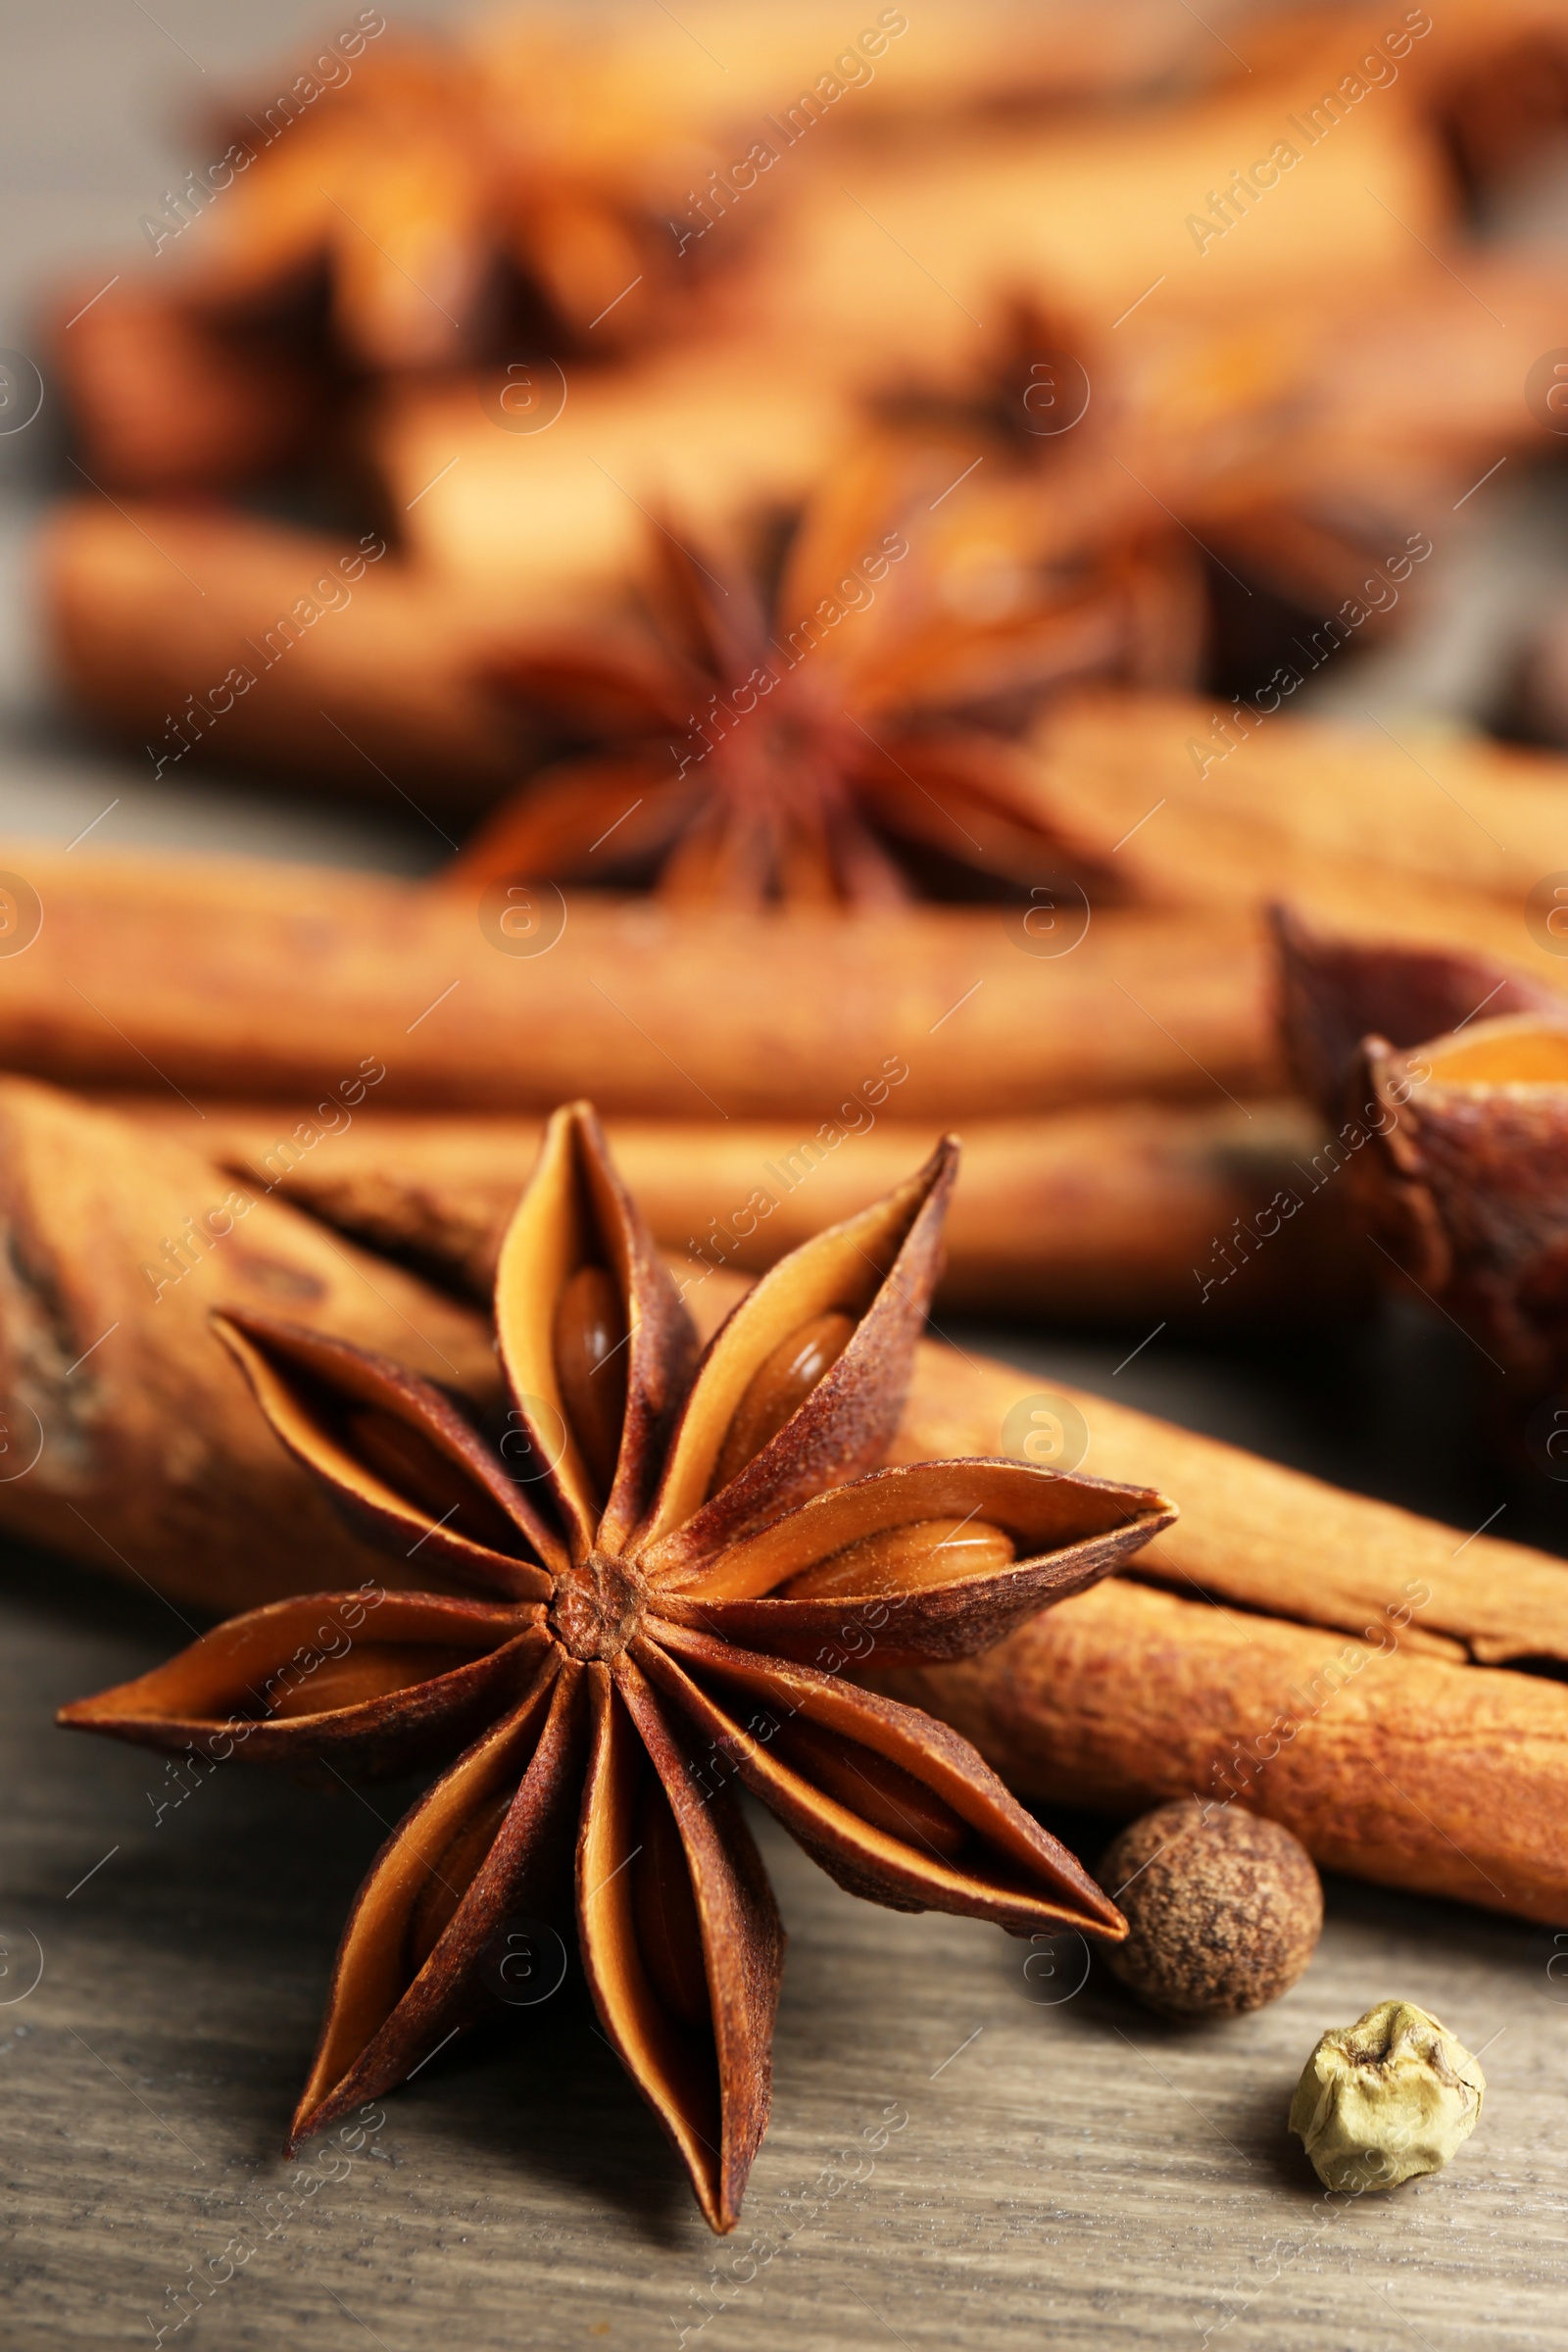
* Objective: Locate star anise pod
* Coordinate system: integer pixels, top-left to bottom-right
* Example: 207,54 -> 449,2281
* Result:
1275,906 -> 1568,1403
445,445 -> 1193,911
61,1104 -> 1171,2230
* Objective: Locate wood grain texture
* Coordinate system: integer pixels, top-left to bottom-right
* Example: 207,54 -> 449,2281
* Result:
5,1540 -> 1567,2352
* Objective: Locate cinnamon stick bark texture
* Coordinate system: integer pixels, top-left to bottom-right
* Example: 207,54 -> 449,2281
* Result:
43,504 -> 516,806
885,1580 -> 1568,1926
0,848 -> 1278,1116
896,1341 -> 1568,1671
111,1100 -> 1365,1327
1029,693 -> 1568,988
885,1342 -> 1568,1924
0,1081 -> 500,1613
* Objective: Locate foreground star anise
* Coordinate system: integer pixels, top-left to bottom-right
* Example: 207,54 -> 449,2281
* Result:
445,451 -> 1174,910
62,1104 -> 1172,2229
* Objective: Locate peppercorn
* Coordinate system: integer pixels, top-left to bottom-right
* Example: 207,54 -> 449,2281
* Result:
1098,1798 -> 1323,2018
1290,2000 -> 1485,2190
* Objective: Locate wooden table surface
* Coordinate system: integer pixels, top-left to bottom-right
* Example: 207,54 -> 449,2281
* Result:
4,1334 -> 1566,2352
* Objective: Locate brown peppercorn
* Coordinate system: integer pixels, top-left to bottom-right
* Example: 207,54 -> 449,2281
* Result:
1098,1799 -> 1323,2019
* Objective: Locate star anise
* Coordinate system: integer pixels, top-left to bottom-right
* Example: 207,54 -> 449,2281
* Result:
61,1103 -> 1172,2230
444,442 -> 1192,910
190,36 -> 694,368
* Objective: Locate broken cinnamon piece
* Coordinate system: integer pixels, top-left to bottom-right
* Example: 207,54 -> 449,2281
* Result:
1276,911 -> 1568,1400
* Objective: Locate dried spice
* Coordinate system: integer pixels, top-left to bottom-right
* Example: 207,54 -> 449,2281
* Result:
878,1338 -> 1568,1924
1291,1999 -> 1485,2191
444,454 -> 1189,911
1099,1799 -> 1322,2018
1276,909 -> 1568,1397
60,1103 -> 1171,2229
0,844 -> 1277,1118
126,1095 -> 1361,1330
0,1078 -> 501,1613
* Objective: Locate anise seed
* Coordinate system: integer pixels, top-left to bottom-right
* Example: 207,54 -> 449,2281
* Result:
779,1516 -> 1014,1600
555,1264 -> 628,1501
710,1309 -> 856,1494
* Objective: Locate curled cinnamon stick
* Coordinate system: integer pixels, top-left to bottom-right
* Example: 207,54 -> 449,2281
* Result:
1029,692 -> 1568,989
0,1079 -> 500,1613
897,1338 -> 1568,1671
42,503 -> 515,805
884,1338 -> 1568,1924
108,1098 -> 1365,1328
0,845 -> 1278,1117
884,1579 -> 1568,1926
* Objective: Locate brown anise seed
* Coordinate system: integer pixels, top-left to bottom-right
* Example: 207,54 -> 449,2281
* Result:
345,1406 -> 520,1551
631,1780 -> 710,2029
405,1785 -> 516,1974
554,1264 -> 628,1501
710,1310 -> 856,1494
772,1717 -> 970,1859
778,1516 -> 1015,1600
267,1642 -> 481,1722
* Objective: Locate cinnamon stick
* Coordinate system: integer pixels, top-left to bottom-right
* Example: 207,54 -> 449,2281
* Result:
1029,691 -> 1568,988
0,1079 -> 500,1613
898,1338 -> 1568,1670
884,1579 -> 1568,1926
43,503 -> 516,804
107,1098 -> 1366,1326
0,845 -> 1279,1116
884,1339 -> 1568,1924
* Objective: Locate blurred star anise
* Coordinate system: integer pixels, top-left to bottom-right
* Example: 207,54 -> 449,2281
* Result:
62,1104 -> 1171,2230
446,450 -> 1185,910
